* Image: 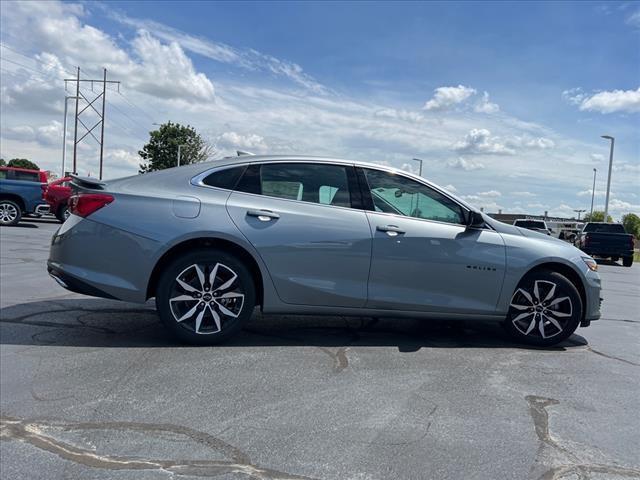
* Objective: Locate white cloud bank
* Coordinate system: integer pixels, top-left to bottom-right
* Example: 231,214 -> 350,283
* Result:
563,87 -> 640,114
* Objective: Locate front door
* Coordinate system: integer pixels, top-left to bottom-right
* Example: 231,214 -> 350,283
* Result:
360,167 -> 506,314
226,162 -> 371,307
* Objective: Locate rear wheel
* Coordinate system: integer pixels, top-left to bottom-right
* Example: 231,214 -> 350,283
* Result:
623,256 -> 633,267
0,200 -> 22,226
156,249 -> 256,345
503,270 -> 582,347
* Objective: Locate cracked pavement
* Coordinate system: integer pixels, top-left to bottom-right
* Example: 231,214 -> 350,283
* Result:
1,219 -> 639,479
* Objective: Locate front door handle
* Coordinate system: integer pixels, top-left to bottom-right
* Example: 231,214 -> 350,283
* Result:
376,225 -> 405,236
247,209 -> 280,221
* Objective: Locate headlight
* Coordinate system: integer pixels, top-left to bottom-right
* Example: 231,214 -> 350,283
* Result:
582,256 -> 598,272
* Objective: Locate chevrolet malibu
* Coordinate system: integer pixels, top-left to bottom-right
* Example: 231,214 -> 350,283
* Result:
48,155 -> 601,346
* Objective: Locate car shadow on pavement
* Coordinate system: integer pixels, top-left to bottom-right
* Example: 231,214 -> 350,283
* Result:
0,298 -> 588,351
6,222 -> 39,229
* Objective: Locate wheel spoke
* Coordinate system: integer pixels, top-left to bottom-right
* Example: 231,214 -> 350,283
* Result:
170,295 -> 197,302
512,311 -> 534,323
543,283 -> 557,303
176,278 -> 198,293
194,307 -> 206,333
547,296 -> 570,308
194,265 -> 206,290
543,313 -> 563,332
516,288 -> 534,304
510,303 -> 531,311
525,316 -> 537,335
208,263 -> 220,289
177,303 -> 200,322
538,315 -> 547,338
214,272 -> 238,292
209,305 -> 222,332
533,281 -> 541,302
547,310 -> 571,318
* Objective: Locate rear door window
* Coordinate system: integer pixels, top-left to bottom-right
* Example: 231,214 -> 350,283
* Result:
237,163 -> 354,208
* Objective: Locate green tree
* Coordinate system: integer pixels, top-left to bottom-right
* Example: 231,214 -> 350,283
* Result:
138,122 -> 212,173
7,158 -> 39,170
583,210 -> 612,223
0,158 -> 6,166
622,213 -> 640,238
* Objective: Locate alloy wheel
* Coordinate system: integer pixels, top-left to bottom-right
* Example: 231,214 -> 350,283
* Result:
0,203 -> 19,224
169,263 -> 245,334
509,280 -> 573,339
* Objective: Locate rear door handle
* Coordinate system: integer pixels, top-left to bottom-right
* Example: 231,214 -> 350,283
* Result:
376,225 -> 405,236
247,209 -> 280,221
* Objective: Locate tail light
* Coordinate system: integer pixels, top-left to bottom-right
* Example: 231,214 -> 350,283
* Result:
68,193 -> 114,218
41,183 -> 48,199
583,234 -> 590,247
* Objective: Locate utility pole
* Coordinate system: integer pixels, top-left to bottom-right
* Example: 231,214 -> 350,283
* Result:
601,135 -> 615,223
65,67 -> 120,179
589,168 -> 597,220
574,209 -> 586,221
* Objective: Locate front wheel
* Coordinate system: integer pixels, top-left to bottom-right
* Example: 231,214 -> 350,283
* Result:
503,270 -> 582,347
0,200 -> 22,226
623,256 -> 633,267
156,249 -> 256,345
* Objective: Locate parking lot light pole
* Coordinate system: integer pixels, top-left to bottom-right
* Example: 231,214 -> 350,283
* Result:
412,158 -> 424,177
61,95 -> 78,177
177,144 -> 187,167
590,168 -> 597,219
601,135 -> 615,223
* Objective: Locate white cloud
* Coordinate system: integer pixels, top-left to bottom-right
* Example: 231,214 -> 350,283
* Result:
453,129 -> 516,155
626,10 -> 640,28
564,87 -> 640,114
106,8 -> 328,94
2,121 -> 63,146
511,191 -> 537,197
446,157 -> 485,171
424,85 -> 476,111
443,184 -> 457,193
577,189 -> 607,197
590,153 -> 605,162
218,131 -> 268,152
478,190 -> 501,197
474,92 -> 500,114
374,108 -> 424,122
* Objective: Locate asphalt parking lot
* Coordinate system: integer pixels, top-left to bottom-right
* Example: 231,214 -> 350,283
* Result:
1,219 -> 639,480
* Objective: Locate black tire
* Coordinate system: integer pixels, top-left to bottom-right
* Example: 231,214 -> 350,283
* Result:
611,256 -> 619,262
503,269 -> 582,347
0,199 -> 22,226
155,248 -> 256,345
623,256 -> 633,267
56,205 -> 69,223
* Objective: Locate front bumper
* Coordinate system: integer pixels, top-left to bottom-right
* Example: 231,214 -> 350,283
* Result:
583,268 -> 602,321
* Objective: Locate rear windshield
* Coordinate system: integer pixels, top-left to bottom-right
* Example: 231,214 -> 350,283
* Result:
584,223 -> 625,233
515,220 -> 546,229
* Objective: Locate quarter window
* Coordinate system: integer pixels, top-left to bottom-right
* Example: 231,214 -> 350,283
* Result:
202,166 -> 246,190
237,163 -> 353,208
363,168 -> 465,225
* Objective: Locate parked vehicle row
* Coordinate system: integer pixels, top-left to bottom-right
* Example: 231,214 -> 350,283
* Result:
0,166 -> 50,226
47,155 -> 602,347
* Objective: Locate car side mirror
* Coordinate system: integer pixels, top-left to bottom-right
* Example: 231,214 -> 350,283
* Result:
467,211 -> 485,229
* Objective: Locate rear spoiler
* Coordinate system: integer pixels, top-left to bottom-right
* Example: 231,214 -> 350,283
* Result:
70,174 -> 106,191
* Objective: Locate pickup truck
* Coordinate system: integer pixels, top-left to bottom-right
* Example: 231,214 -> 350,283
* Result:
44,176 -> 73,222
0,167 -> 50,226
577,222 -> 635,267
513,219 -> 552,235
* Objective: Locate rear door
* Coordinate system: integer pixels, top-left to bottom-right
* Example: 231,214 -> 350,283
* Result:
226,161 -> 371,307
360,167 -> 506,314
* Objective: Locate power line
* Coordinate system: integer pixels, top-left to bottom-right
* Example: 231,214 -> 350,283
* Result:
116,91 -> 157,123
0,43 -> 75,76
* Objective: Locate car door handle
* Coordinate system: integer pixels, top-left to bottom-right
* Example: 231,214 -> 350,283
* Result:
247,209 -> 280,221
376,225 -> 405,236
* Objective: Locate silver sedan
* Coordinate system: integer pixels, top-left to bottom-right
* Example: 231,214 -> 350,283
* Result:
48,155 -> 602,346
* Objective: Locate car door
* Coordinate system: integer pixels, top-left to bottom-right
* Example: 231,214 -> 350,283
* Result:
360,167 -> 506,314
226,161 -> 371,308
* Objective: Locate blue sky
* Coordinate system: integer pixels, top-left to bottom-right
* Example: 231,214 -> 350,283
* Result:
1,1 -> 638,218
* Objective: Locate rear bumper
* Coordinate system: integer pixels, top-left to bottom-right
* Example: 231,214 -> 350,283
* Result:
581,247 -> 634,257
48,215 -> 160,303
35,203 -> 50,215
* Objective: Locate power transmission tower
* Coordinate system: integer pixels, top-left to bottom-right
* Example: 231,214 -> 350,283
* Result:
64,67 -> 120,179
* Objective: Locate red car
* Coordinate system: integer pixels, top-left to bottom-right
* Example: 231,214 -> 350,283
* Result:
44,176 -> 73,222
